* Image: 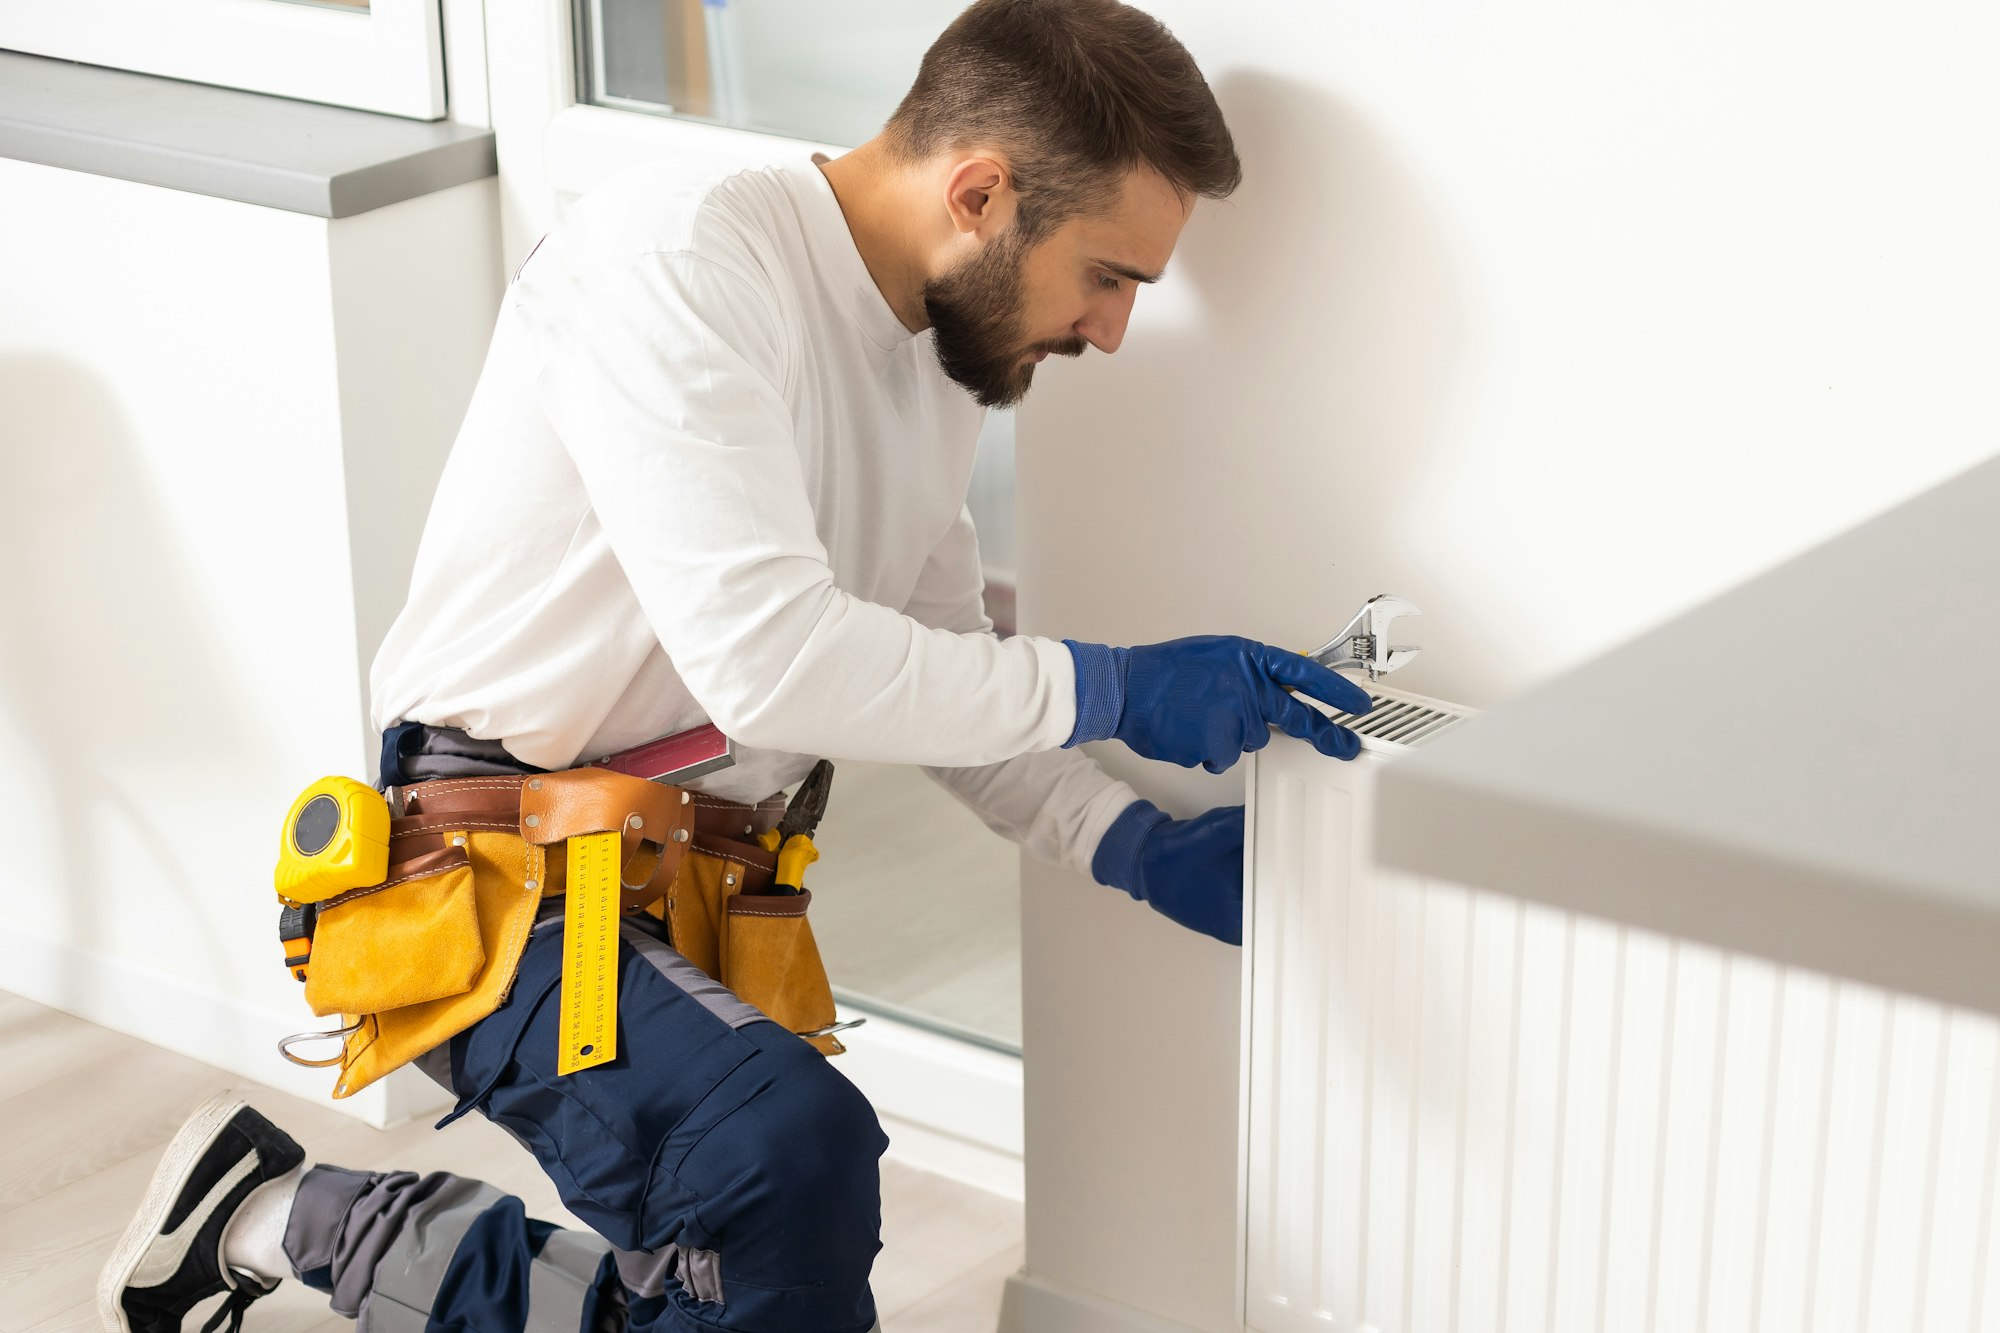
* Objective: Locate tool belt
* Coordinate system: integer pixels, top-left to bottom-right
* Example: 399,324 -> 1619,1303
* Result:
276,766 -> 844,1099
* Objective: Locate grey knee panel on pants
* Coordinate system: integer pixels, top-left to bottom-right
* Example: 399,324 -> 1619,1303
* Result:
361,1174 -> 509,1331
288,1164 -> 623,1332
284,1165 -> 487,1322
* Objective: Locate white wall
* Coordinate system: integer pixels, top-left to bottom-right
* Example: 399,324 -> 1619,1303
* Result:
0,159 -> 501,1125
1012,5 -> 2000,1329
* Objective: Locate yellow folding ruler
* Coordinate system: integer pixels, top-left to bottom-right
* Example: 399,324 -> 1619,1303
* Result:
558,831 -> 621,1075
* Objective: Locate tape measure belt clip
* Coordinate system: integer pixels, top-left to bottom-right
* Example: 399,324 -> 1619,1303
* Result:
278,902 -> 317,981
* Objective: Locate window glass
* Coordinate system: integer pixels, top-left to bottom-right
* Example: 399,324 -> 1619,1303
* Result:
577,0 -> 954,146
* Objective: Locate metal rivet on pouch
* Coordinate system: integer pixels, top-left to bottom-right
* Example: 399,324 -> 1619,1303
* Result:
681,791 -> 690,804
628,814 -> 643,829
744,824 -> 753,835
673,828 -> 690,843
452,836 -> 466,846
525,879 -> 538,890
524,814 -> 540,828
725,873 -> 736,886
529,778 -> 543,790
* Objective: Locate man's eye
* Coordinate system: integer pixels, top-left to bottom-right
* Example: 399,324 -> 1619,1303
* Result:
1096,273 -> 1121,291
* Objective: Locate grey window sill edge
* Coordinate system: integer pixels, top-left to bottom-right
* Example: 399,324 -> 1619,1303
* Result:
0,50 -> 496,219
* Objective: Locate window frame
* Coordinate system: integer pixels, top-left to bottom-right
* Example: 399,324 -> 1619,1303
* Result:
486,0 -> 845,269
0,0 -> 446,121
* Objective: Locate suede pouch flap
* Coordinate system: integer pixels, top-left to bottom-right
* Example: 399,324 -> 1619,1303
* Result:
304,845 -> 482,1019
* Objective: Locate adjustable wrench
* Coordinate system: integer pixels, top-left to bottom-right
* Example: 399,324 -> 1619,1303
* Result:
1302,594 -> 1422,683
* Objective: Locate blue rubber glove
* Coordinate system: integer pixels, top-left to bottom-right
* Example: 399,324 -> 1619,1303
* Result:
1091,798 -> 1246,945
1063,635 -> 1373,773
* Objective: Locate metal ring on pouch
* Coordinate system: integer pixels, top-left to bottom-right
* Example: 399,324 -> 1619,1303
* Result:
277,1019 -> 364,1067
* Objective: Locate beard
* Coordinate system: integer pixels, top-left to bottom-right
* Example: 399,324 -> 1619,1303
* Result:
923,231 -> 1087,409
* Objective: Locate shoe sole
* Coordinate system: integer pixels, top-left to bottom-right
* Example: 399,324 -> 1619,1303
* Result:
96,1091 -> 246,1333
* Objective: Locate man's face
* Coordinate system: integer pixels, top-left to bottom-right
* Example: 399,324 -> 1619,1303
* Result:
923,165 -> 1193,408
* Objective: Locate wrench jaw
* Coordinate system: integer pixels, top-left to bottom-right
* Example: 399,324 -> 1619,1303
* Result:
1368,646 -> 1421,682
1306,594 -> 1424,682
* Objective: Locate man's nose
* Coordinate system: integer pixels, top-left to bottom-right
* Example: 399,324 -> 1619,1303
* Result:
1075,291 -> 1135,355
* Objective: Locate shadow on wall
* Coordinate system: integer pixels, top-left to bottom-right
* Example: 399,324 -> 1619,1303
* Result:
0,354 -> 264,998
1024,72 -> 1495,708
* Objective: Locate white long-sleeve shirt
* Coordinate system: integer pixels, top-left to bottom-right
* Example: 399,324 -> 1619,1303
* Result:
368,153 -> 1139,876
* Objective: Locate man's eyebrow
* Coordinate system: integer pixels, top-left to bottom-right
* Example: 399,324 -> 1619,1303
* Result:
1092,259 -> 1165,284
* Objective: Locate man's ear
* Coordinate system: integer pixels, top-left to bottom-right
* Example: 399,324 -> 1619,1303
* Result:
942,153 -> 1014,238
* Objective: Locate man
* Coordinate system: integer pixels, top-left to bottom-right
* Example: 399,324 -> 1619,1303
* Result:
99,1 -> 1373,1329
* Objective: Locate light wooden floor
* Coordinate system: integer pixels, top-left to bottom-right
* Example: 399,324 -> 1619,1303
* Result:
0,991 -> 1023,1332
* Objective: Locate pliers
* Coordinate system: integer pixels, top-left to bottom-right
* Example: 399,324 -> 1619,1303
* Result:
755,758 -> 834,895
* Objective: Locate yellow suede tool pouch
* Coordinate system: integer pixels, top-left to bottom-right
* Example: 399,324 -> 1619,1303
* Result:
663,846 -> 844,1056
302,843 -> 483,1018
726,888 -> 842,1055
279,826 -> 549,1101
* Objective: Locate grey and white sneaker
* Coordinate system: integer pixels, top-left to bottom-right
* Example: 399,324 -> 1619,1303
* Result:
97,1093 -> 306,1332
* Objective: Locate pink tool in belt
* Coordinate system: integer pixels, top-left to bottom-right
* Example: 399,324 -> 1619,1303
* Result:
588,722 -> 736,785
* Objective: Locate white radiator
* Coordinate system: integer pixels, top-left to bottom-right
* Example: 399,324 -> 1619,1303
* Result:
1240,686 -> 2000,1333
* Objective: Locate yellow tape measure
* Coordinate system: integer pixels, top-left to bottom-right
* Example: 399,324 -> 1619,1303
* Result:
558,831 -> 621,1075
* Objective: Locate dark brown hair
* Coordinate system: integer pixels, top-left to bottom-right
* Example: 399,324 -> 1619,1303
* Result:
883,0 -> 1241,241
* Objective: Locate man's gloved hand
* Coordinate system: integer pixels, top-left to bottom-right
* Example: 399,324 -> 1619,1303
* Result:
1091,799 -> 1246,945
1062,635 -> 1374,773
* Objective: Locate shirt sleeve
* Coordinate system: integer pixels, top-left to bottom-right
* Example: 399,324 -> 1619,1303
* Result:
905,501 -> 1142,877
515,244 -> 1081,766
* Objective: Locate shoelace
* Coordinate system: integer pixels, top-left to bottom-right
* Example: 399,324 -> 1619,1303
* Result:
199,1273 -> 274,1333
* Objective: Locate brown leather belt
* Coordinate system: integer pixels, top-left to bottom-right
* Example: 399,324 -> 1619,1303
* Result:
385,772 -> 787,900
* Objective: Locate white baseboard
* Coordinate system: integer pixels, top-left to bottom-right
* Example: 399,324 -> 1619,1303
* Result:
824,999 -> 1024,1199
0,918 -> 449,1128
875,1111 -> 1023,1201
999,1271 -> 1210,1333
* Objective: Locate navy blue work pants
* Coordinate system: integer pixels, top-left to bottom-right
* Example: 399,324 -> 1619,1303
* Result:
291,909 -> 889,1333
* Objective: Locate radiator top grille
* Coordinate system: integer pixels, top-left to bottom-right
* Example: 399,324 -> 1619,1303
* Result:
1323,690 -> 1471,749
